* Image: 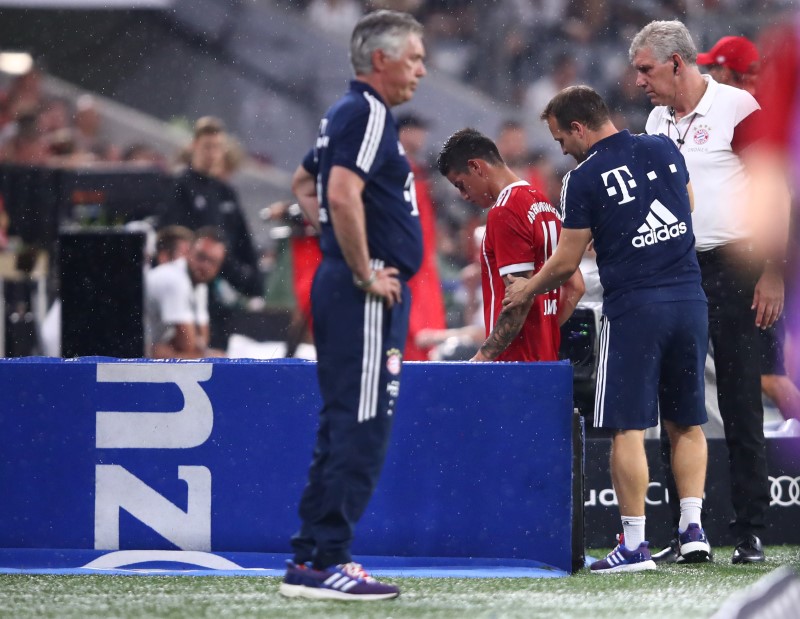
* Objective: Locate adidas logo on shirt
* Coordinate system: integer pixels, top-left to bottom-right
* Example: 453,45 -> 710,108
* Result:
631,199 -> 688,248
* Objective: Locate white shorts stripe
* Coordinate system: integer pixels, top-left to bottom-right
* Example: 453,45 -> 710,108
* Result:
594,317 -> 610,428
358,258 -> 384,423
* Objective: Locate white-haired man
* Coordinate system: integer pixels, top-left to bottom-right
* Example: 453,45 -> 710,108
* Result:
630,19 -> 783,565
280,10 -> 426,600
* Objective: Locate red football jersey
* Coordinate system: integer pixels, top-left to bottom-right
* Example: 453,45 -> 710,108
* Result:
481,181 -> 562,362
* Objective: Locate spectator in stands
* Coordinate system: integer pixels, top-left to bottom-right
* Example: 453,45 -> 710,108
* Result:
154,224 -> 194,266
73,95 -> 105,156
122,142 -> 167,169
145,226 -> 228,359
479,0 -> 539,104
162,116 -> 263,349
46,127 -> 96,167
697,35 -> 760,97
420,3 -> 477,80
213,133 -> 246,183
37,96 -> 71,135
494,119 -> 552,200
605,64 -> 652,135
306,0 -> 363,37
0,62 -> 43,130
523,52 -> 579,167
494,119 -> 528,168
0,111 -> 49,165
261,197 -> 322,354
397,113 -> 447,360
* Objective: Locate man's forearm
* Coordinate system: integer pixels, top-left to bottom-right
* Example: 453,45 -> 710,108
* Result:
525,261 -> 575,300
330,199 -> 372,281
475,305 -> 529,361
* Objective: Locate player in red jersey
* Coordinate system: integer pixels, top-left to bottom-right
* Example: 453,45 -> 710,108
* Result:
437,128 -> 584,361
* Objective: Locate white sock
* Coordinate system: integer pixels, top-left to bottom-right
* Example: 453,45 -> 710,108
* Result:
621,515 -> 646,550
679,497 -> 703,533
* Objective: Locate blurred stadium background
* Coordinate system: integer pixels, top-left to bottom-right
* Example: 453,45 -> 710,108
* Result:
0,3 -> 799,605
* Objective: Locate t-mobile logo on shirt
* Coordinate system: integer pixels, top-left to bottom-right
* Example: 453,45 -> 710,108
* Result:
601,165 -> 637,204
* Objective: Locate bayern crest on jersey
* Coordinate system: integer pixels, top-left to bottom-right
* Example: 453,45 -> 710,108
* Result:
693,125 -> 710,145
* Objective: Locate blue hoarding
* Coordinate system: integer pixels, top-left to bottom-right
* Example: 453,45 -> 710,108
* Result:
0,358 -> 575,572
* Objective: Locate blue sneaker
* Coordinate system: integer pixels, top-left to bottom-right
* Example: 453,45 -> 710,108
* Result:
590,536 -> 656,574
279,560 -> 400,601
677,523 -> 712,563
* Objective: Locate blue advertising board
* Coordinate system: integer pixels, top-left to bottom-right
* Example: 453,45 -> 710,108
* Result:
0,358 -> 576,572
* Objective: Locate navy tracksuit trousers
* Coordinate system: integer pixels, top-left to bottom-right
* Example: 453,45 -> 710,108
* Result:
291,258 -> 410,569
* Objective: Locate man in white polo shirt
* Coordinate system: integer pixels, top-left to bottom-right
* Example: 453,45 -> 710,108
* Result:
630,20 -> 785,565
145,226 -> 228,359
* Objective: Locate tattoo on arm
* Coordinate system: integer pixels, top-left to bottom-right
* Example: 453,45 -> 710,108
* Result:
479,304 -> 528,360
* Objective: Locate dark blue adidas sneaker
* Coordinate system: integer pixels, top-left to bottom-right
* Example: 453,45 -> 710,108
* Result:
677,523 -> 712,563
279,560 -> 400,601
590,536 -> 657,574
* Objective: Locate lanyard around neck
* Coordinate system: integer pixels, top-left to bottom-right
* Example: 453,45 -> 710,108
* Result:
668,108 -> 697,150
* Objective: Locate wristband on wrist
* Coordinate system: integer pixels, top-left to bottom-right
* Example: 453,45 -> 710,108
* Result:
353,269 -> 377,290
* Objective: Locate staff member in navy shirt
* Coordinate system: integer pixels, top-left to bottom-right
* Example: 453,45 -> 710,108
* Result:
279,10 -> 425,601
504,86 -> 710,574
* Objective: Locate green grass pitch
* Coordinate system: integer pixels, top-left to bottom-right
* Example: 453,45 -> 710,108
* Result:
0,546 -> 798,618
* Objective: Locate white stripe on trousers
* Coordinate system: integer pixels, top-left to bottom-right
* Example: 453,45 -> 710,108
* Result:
358,259 -> 384,423
593,316 -> 610,428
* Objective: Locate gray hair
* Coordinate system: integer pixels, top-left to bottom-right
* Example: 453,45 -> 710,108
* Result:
629,20 -> 698,65
349,10 -> 423,76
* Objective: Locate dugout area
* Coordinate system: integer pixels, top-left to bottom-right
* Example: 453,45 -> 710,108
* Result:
0,358 -> 583,576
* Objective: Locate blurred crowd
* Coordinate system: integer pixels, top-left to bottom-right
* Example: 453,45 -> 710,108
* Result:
0,61 -> 265,358
0,1 -> 797,384
0,63 -> 166,169
286,1 -> 790,123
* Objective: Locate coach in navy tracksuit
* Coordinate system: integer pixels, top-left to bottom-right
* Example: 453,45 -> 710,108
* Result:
281,11 -> 425,598
505,86 -> 710,574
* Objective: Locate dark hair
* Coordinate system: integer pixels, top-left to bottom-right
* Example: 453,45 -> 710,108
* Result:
156,225 -> 194,255
193,116 -> 225,139
540,86 -> 611,132
437,128 -> 504,176
194,225 -> 227,247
